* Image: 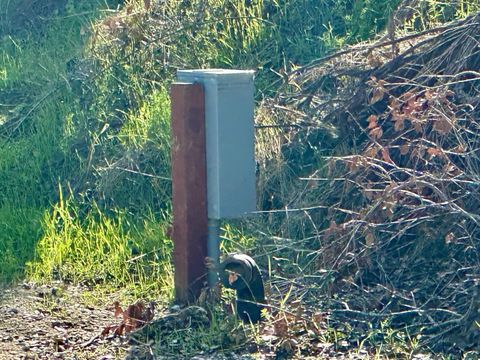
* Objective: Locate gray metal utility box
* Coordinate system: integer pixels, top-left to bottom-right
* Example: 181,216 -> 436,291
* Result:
177,69 -> 256,219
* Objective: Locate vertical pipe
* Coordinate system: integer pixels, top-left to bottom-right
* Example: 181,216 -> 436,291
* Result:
207,218 -> 221,286
171,83 -> 208,304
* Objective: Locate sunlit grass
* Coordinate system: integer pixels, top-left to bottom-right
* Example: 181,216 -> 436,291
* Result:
27,195 -> 173,301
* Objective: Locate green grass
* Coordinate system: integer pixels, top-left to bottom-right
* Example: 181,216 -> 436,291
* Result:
1,0 -> 478,305
0,0 -> 479,358
0,1 -> 101,283
0,204 -> 43,283
27,195 -> 173,300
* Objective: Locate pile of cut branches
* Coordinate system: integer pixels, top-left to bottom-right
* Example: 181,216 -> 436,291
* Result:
257,13 -> 480,354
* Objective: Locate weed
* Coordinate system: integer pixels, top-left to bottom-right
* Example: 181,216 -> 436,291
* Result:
27,195 -> 173,301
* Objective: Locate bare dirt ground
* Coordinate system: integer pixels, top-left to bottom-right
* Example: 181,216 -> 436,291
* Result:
0,282 -> 127,360
0,283 -> 373,360
0,283 -> 430,360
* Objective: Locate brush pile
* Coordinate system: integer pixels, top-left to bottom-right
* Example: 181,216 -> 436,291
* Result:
258,13 -> 480,354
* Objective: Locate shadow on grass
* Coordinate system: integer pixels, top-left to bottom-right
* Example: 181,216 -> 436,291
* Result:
0,204 -> 44,284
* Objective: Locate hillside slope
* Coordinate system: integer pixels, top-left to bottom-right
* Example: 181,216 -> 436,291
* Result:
1,0 -> 479,358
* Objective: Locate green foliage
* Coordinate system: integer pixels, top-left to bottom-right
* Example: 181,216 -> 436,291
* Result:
150,309 -> 244,358
2,0 -> 478,298
347,0 -> 401,39
28,195 -> 173,299
0,204 -> 43,283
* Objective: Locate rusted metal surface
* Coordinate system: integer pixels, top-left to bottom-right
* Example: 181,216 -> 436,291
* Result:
171,83 -> 208,304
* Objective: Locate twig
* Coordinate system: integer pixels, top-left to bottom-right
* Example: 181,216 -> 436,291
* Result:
288,20 -> 468,77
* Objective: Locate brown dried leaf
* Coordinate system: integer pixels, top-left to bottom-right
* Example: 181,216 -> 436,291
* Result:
413,121 -> 423,133
365,232 -> 375,247
101,325 -> 117,337
370,126 -> 383,139
389,97 -> 401,111
113,301 -> 123,319
370,87 -> 385,105
228,272 -> 239,285
394,118 -> 405,132
400,144 -> 410,156
424,90 -> 434,100
347,156 -> 361,172
325,220 -> 339,237
427,147 -> 442,158
364,145 -> 378,158
433,118 -> 452,135
381,147 -> 393,163
114,323 -> 126,336
312,312 -> 325,324
274,317 -> 289,337
367,53 -> 383,67
367,114 -> 378,128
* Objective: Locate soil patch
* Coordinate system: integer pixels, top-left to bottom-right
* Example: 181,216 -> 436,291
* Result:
0,282 -> 127,359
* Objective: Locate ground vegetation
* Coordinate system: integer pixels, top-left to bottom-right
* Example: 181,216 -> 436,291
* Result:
0,0 -> 479,358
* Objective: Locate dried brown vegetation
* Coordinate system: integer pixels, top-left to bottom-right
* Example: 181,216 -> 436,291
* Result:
256,13 -> 480,354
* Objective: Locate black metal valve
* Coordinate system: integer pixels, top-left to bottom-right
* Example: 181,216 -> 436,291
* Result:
219,254 -> 265,323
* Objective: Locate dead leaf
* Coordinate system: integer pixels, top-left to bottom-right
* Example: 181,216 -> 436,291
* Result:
389,97 -> 401,111
114,301 -> 123,319
312,312 -> 325,324
365,231 -> 375,247
370,126 -> 383,139
413,120 -> 423,133
427,147 -> 442,158
228,272 -> 239,285
144,0 -> 151,10
101,325 -> 117,337
433,118 -> 452,135
400,144 -> 410,156
367,52 -> 383,67
424,90 -> 434,100
347,156 -> 362,172
103,300 -> 155,337
364,145 -> 378,158
367,114 -> 378,128
393,117 -> 405,132
381,147 -> 393,163
274,317 -> 289,337
370,87 -> 385,105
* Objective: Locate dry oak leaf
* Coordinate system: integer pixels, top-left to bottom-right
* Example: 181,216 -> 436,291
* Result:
347,156 -> 361,172
370,126 -> 383,139
400,143 -> 410,156
433,117 -> 453,135
364,145 -> 378,158
367,115 -> 378,129
427,147 -> 443,158
102,300 -> 155,337
391,111 -> 406,132
369,78 -> 387,105
381,147 -> 393,163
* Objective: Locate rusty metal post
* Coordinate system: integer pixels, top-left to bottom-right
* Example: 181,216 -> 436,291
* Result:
171,83 -> 208,304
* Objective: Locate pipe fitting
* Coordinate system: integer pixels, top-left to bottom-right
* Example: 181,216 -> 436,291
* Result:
219,254 -> 265,323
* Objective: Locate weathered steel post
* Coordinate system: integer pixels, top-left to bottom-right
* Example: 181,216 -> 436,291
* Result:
171,83 -> 208,304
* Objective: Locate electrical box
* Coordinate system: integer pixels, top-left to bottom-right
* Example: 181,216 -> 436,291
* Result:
177,69 -> 256,219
